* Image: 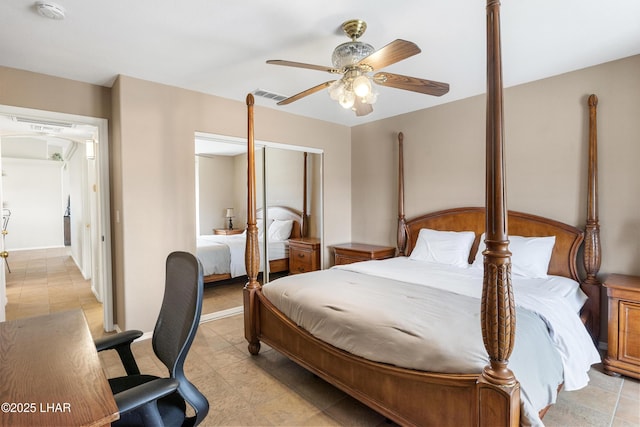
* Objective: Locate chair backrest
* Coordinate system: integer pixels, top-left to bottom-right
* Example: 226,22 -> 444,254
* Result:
152,251 -> 208,424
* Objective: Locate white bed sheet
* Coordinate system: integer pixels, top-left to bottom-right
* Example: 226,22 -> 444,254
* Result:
197,234 -> 289,277
334,257 -> 600,391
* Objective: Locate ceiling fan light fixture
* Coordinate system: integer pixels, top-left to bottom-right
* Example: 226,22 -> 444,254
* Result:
363,90 -> 378,105
331,41 -> 375,69
328,80 -> 345,101
338,91 -> 355,109
352,75 -> 372,97
267,19 -> 447,117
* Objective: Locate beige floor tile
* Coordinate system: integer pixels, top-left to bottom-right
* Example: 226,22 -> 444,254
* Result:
615,394 -> 640,424
323,395 -> 386,427
8,248 -> 626,427
254,391 -> 325,426
621,377 -> 640,399
5,248 -> 106,338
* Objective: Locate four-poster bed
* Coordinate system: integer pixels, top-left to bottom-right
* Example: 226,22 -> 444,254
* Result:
242,2 -> 602,425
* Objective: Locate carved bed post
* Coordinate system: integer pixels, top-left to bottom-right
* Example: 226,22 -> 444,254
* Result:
478,1 -> 520,425
397,132 -> 407,255
243,93 -> 261,355
582,94 -> 601,342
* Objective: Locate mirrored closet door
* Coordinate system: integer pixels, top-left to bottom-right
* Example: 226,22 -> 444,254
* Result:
195,133 -> 323,316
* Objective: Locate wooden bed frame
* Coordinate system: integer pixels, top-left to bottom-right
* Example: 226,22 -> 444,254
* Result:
242,2 -> 602,425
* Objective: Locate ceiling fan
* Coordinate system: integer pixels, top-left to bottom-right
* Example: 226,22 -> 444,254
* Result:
267,19 -> 450,116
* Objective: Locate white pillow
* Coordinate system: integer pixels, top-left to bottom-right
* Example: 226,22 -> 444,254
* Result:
249,219 -> 272,239
472,233 -> 556,278
409,228 -> 476,268
268,219 -> 294,241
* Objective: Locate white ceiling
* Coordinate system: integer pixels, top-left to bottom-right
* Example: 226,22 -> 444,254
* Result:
1,0 -> 639,127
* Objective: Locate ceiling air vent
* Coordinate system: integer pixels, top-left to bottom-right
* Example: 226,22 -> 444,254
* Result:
252,89 -> 287,103
13,116 -> 74,128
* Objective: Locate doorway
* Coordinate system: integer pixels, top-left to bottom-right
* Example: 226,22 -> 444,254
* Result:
0,105 -> 113,332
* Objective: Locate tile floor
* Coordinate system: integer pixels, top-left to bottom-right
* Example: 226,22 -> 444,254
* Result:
4,247 -> 245,333
100,312 -> 640,427
4,247 -> 107,336
5,249 -> 639,426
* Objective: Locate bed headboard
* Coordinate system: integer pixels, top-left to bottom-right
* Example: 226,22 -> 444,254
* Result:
403,207 -> 584,282
257,205 -> 304,239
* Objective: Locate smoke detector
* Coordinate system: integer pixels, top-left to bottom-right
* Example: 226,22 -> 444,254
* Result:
35,1 -> 66,20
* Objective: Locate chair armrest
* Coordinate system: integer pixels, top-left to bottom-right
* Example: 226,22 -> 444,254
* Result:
95,330 -> 144,375
114,378 -> 179,416
95,330 -> 143,352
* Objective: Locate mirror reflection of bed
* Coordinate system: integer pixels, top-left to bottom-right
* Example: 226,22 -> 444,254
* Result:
194,134 -> 322,317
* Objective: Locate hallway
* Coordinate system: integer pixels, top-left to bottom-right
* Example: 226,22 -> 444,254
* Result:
4,247 -> 105,337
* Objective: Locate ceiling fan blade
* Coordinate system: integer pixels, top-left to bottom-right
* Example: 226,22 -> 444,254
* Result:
267,60 -> 340,74
373,72 -> 450,96
353,98 -> 373,117
357,39 -> 421,71
277,81 -> 336,105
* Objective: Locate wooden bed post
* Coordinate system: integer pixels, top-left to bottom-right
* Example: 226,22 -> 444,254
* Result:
478,1 -> 520,425
243,93 -> 261,355
582,94 -> 602,342
302,151 -> 308,238
397,132 -> 407,256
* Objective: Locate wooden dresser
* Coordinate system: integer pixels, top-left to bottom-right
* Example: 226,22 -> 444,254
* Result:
333,243 -> 396,266
289,237 -> 321,274
603,274 -> 640,379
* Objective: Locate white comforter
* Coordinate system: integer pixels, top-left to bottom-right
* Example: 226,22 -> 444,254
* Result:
197,234 -> 289,277
261,257 -> 601,426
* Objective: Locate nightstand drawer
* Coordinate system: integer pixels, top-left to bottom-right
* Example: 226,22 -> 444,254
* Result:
617,300 -> 640,365
289,238 -> 321,274
604,274 -> 640,379
290,250 -> 315,273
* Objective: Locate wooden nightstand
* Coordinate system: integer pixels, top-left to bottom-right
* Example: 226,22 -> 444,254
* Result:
603,274 -> 640,379
213,228 -> 244,235
289,238 -> 321,274
333,243 -> 396,266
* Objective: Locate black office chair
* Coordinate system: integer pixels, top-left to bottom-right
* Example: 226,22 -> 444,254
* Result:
95,251 -> 209,426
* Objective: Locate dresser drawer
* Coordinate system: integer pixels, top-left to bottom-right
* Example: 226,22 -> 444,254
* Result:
289,238 -> 321,274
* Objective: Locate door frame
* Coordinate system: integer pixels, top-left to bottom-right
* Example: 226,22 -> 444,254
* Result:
0,105 -> 113,331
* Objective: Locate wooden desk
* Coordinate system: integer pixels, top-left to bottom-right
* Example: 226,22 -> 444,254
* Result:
0,310 -> 119,426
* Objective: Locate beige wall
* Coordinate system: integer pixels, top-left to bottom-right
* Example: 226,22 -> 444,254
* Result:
3,55 -> 637,334
0,66 -> 111,118
113,76 -> 350,331
351,55 -> 640,280
197,155 -> 237,233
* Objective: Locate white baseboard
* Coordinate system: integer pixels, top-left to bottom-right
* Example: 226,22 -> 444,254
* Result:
200,306 -> 243,323
129,306 -> 243,342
